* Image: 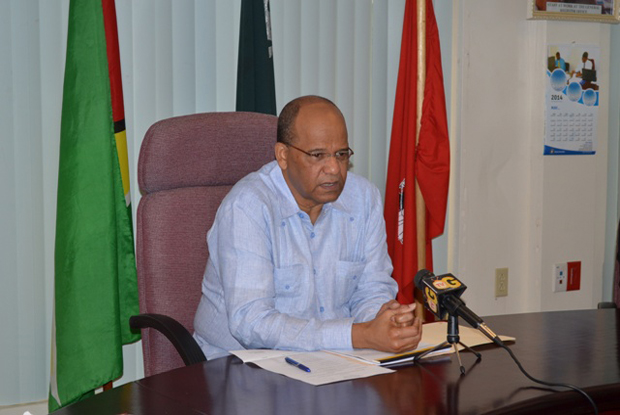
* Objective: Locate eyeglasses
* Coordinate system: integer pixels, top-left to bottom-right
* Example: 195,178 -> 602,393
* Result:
286,143 -> 354,163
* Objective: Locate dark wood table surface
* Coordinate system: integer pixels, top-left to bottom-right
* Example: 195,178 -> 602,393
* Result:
53,309 -> 620,415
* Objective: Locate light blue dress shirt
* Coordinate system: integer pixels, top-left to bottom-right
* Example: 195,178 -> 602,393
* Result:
193,160 -> 397,359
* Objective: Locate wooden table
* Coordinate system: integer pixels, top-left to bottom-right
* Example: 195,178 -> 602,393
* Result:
53,309 -> 620,414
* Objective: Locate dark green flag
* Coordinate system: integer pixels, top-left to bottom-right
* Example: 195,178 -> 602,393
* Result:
236,0 -> 277,115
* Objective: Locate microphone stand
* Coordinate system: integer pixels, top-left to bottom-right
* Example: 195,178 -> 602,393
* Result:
413,314 -> 481,375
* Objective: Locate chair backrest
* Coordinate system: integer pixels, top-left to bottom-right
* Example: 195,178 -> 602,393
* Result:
547,56 -> 555,72
137,112 -> 277,377
582,68 -> 596,82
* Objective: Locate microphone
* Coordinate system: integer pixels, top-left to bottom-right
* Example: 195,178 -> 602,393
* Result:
414,269 -> 504,345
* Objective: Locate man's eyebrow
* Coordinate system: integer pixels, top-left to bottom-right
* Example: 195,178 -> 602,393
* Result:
306,146 -> 349,153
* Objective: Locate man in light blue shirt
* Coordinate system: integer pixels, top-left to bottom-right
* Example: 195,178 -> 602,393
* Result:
193,95 -> 422,359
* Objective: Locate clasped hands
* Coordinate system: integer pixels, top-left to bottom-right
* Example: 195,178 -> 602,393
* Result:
352,300 -> 423,353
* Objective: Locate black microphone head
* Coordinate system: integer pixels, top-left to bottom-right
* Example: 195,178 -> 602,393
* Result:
414,269 -> 434,290
415,272 -> 468,320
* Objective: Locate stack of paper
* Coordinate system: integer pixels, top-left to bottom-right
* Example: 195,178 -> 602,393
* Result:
331,322 -> 514,367
231,322 -> 514,386
231,349 -> 395,386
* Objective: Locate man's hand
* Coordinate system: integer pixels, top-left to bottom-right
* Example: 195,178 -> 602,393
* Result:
376,300 -> 417,327
351,300 -> 423,353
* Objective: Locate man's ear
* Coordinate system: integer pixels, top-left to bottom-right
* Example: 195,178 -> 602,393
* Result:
275,142 -> 288,170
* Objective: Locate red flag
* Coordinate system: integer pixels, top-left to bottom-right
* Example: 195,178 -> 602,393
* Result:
384,0 -> 450,305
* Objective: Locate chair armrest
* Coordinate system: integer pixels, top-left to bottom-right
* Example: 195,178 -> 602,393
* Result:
130,313 -> 206,366
597,302 -> 617,309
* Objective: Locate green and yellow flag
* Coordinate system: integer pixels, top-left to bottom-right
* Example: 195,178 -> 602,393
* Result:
49,0 -> 139,411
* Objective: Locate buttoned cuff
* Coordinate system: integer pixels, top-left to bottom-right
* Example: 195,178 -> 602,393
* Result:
321,317 -> 355,350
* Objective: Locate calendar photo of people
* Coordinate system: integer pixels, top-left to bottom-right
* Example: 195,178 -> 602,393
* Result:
545,44 -> 600,155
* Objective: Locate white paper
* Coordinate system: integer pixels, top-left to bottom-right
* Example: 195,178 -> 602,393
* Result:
230,322 -> 515,386
328,321 -> 514,366
231,349 -> 294,363
246,351 -> 394,386
328,342 -> 440,365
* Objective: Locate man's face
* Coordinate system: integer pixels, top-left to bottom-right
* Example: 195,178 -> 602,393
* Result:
276,102 -> 350,215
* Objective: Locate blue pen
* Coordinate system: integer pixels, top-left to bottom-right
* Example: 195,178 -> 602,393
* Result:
285,356 -> 311,373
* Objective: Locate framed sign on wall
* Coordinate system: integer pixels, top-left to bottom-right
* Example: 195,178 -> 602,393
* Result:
529,0 -> 620,23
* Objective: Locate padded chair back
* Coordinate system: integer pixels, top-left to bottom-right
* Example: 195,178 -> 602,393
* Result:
137,112 -> 276,377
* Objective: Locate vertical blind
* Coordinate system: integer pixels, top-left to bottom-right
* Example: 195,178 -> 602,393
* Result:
0,0 -> 411,404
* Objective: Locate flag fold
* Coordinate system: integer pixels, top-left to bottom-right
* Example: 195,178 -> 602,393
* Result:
384,0 -> 450,305
236,0 -> 277,115
49,0 -> 139,411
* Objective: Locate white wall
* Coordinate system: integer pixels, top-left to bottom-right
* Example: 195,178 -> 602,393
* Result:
603,24 -> 620,303
451,0 -> 614,315
540,23 -> 610,312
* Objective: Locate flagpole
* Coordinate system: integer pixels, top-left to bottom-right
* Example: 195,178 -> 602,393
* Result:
414,0 -> 427,319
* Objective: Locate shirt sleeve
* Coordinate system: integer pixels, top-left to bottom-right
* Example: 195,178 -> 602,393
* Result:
211,197 -> 354,352
347,185 -> 398,322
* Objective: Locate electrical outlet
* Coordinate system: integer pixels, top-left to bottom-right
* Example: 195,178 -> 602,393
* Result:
553,263 -> 567,292
495,268 -> 508,297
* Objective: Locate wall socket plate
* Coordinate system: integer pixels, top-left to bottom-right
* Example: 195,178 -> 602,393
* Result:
553,261 -> 581,292
495,267 -> 508,297
553,263 -> 567,292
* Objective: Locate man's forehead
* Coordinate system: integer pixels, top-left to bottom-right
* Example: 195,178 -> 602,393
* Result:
296,102 -> 344,129
298,100 -> 340,118
293,106 -> 348,147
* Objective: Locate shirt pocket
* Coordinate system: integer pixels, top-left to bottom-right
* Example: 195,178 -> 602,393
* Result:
334,260 -> 365,308
273,264 -> 311,315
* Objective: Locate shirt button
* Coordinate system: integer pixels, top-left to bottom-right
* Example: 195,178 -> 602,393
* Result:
353,275 -> 357,280
298,213 -> 304,218
313,268 -> 317,275
320,306 -> 325,312
285,285 -> 290,290
349,217 -> 354,222
310,232 -> 315,238
281,221 -> 286,227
